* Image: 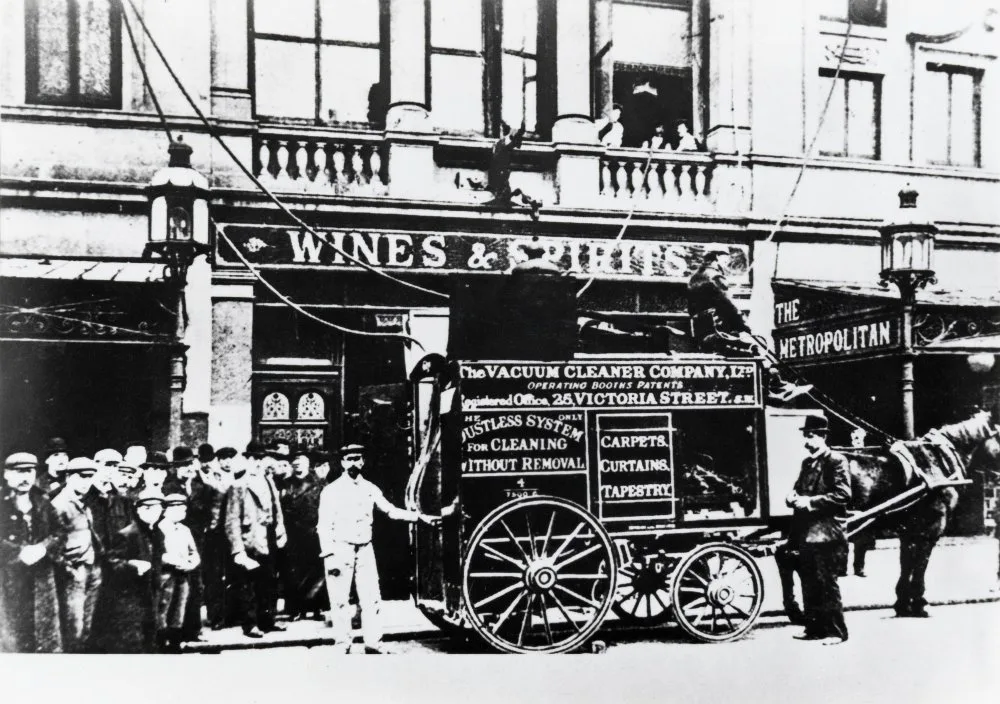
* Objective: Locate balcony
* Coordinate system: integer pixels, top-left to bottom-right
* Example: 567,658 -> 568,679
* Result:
597,149 -> 718,213
253,127 -> 388,196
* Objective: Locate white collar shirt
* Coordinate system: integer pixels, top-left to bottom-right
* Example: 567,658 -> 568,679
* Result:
317,475 -> 416,553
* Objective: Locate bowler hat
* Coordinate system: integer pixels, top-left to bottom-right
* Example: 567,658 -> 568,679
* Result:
44,437 -> 69,458
4,452 -> 38,471
197,443 -> 215,463
141,451 -> 172,469
701,245 -> 731,261
172,446 -> 195,465
216,446 -> 238,461
134,489 -> 165,507
244,441 -> 267,459
62,457 -> 98,475
800,415 -> 830,435
309,445 -> 331,463
267,441 -> 291,460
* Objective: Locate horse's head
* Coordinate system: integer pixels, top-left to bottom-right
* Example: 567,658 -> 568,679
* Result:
934,409 -> 1000,478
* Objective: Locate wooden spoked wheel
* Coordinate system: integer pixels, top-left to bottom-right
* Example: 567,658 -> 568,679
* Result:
611,559 -> 672,624
462,497 -> 617,654
670,543 -> 764,642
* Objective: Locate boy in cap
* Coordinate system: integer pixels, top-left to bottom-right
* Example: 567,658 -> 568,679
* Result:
1,452 -> 63,652
317,443 -> 439,653
786,414 -> 851,645
158,490 -> 201,652
50,457 -> 103,652
91,489 -> 166,653
38,437 -> 69,498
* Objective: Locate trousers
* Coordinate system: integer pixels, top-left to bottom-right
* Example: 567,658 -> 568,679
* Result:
232,548 -> 277,633
799,542 -> 848,640
55,562 -> 102,653
324,542 -> 382,650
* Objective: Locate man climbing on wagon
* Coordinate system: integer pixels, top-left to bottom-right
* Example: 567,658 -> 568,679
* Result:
687,246 -> 812,403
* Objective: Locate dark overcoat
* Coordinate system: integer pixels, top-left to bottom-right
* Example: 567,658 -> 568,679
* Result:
0,486 -> 64,652
89,521 -> 164,653
789,449 -> 852,545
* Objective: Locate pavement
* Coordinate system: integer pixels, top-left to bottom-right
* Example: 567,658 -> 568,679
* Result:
183,535 -> 1000,653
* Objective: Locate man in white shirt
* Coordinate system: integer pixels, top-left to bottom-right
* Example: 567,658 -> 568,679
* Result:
317,443 -> 438,653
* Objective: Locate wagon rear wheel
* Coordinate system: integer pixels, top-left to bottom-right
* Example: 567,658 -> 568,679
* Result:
611,559 -> 672,624
462,497 -> 617,654
670,542 -> 763,642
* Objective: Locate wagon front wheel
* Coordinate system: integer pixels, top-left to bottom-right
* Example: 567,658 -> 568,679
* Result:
462,497 -> 617,654
670,542 -> 763,642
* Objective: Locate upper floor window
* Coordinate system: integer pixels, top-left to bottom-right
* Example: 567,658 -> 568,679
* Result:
604,0 -> 695,149
428,0 -> 552,137
253,0 -> 387,126
817,70 -> 881,159
820,0 -> 887,28
25,0 -> 122,108
922,63 -> 981,167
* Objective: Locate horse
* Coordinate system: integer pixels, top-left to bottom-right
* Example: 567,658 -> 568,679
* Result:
776,410 -> 1000,622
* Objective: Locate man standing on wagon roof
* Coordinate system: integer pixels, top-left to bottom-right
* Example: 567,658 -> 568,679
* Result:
786,414 -> 851,645
317,443 -> 439,653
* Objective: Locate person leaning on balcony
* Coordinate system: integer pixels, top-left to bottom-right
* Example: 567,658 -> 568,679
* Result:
597,103 -> 624,148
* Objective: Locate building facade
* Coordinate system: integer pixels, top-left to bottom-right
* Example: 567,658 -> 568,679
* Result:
2,0 -> 999,555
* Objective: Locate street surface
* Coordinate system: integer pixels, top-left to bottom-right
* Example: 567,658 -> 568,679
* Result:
210,601 -> 999,704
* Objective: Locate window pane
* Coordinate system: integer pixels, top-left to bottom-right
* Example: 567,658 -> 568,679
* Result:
502,53 -> 536,132
922,69 -> 949,163
612,1 -> 690,68
320,44 -> 381,123
297,392 -> 326,420
950,72 -> 976,166
431,54 -> 484,132
430,0 -> 481,51
817,75 -> 846,154
78,0 -> 113,99
321,0 -> 380,43
846,78 -> 876,158
254,0 -> 315,37
255,40 -> 316,119
503,0 -> 537,54
262,392 -> 290,420
36,0 -> 71,98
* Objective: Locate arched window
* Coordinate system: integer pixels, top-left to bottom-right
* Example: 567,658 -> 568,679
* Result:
262,391 -> 290,420
297,391 -> 326,420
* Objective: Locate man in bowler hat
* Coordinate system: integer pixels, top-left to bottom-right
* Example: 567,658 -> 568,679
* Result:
787,414 -> 851,645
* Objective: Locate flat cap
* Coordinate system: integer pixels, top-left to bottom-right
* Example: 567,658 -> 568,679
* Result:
4,452 -> 38,470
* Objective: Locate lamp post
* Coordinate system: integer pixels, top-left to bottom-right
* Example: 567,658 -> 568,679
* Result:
879,186 -> 937,440
144,135 -> 211,446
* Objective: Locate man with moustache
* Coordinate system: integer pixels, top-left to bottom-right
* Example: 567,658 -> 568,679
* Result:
0,452 -> 63,652
225,441 -> 288,638
317,443 -> 438,653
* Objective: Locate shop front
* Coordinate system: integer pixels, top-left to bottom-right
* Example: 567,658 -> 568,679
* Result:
0,257 -> 181,457
212,220 -> 752,595
772,279 -> 1000,534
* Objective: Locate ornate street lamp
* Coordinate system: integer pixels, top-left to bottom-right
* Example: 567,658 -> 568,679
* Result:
879,186 -> 938,440
144,135 -> 211,284
144,135 -> 211,447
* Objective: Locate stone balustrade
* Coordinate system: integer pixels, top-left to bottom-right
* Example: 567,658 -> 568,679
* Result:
254,129 -> 388,196
598,150 -> 716,212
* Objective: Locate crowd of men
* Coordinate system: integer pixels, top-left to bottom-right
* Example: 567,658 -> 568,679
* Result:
0,435 -> 430,654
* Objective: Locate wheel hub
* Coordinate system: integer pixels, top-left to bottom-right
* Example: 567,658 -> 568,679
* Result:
706,579 -> 735,607
526,561 -> 557,591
